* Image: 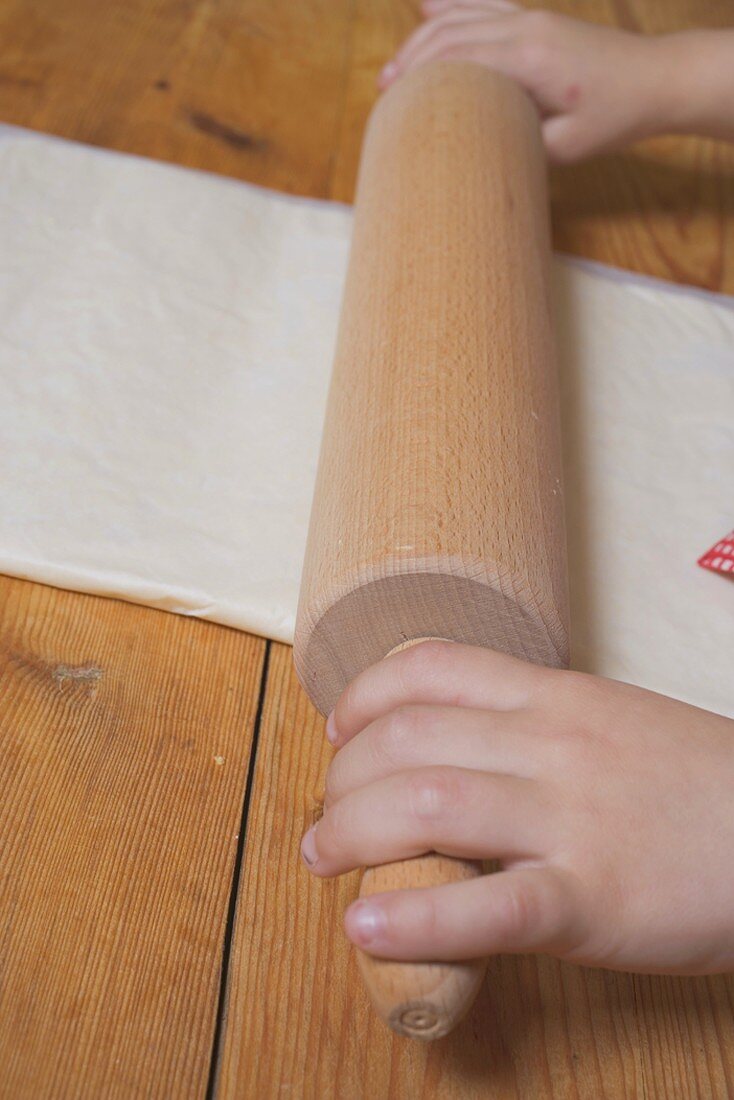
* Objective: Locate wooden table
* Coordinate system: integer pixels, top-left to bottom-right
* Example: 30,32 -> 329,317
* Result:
1,1 -> 732,1096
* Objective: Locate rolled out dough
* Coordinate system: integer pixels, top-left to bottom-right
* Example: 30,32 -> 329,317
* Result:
1,128 -> 732,715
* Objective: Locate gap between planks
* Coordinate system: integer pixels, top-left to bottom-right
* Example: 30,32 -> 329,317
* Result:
206,640 -> 272,1100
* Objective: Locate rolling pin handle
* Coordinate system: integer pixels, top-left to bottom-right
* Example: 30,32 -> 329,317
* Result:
354,638 -> 487,1040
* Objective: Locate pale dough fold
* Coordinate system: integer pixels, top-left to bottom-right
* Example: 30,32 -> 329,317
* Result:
0,128 -> 731,715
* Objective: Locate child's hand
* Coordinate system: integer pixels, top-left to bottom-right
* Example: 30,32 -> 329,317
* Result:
379,1 -> 673,162
301,641 -> 734,975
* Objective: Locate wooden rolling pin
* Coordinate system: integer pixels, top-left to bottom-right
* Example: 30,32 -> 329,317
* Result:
294,60 -> 569,1041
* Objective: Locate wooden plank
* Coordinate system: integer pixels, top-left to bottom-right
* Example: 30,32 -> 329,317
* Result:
218,647 -> 734,1099
0,0 -> 355,1094
0,578 -> 266,1097
0,0 -> 355,193
219,1 -> 734,1096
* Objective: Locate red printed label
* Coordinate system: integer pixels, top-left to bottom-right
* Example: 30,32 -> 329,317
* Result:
698,531 -> 734,576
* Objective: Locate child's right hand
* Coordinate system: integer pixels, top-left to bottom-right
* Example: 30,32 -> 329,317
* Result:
379,1 -> 675,162
303,642 -> 734,977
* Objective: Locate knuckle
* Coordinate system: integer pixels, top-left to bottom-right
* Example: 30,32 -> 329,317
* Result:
559,668 -> 599,698
518,37 -> 550,74
539,669 -> 603,728
398,639 -> 453,683
374,706 -> 419,764
338,676 -> 360,723
407,767 -> 459,822
323,758 -> 342,806
516,13 -> 556,71
548,718 -> 595,773
555,671 -> 612,732
320,800 -> 349,858
408,892 -> 438,942
496,880 -> 537,943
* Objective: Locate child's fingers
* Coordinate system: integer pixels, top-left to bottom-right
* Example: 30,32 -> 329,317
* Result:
380,9 -> 515,87
325,704 -> 544,806
302,766 -> 550,876
389,36 -> 518,87
327,640 -> 552,746
380,16 -> 487,87
344,865 -> 580,960
423,0 -> 520,17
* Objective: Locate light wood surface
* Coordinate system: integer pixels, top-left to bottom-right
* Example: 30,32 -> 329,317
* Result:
1,0 -> 733,1097
0,578 -> 265,1097
294,62 -> 568,1036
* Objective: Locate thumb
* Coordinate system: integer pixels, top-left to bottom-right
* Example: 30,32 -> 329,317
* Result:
345,865 -> 582,961
541,113 -> 587,163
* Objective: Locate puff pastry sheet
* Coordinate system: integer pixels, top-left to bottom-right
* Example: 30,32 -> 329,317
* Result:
1,128 -> 732,715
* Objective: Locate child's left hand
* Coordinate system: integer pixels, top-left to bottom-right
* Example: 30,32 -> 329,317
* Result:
378,1 -> 676,162
300,641 -> 734,975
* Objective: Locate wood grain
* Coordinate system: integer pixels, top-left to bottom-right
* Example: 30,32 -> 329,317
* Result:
0,577 -> 266,1097
0,0 -> 355,195
0,0 -> 733,1096
295,62 -> 569,717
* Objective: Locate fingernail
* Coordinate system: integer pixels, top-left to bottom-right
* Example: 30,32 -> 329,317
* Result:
301,826 -> 318,867
346,900 -> 386,946
325,711 -> 338,745
380,61 -> 398,84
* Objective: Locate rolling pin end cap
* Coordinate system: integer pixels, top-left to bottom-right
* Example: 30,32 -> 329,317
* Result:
389,1001 -> 452,1041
